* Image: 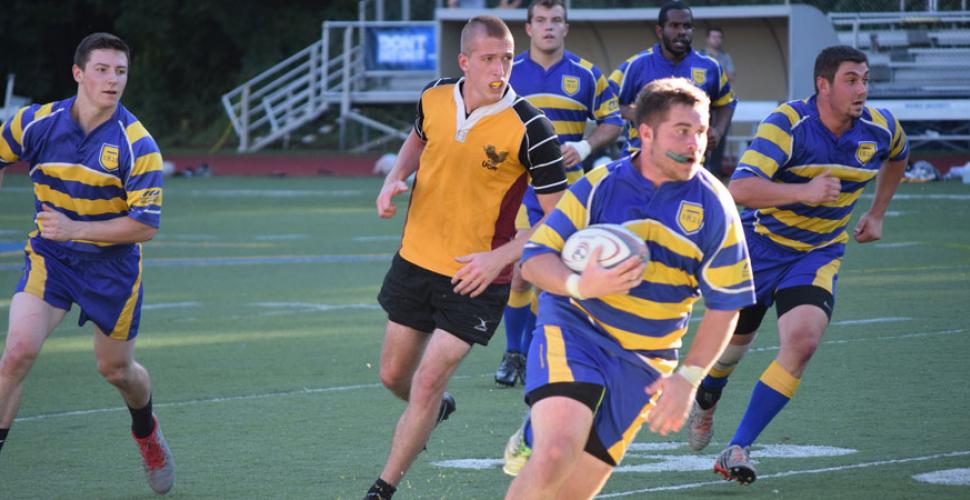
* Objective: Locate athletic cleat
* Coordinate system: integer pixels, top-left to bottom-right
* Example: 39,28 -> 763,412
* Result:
514,352 -> 526,385
714,445 -> 757,485
134,416 -> 175,495
686,400 -> 716,451
495,351 -> 521,387
436,392 -> 456,426
502,423 -> 532,477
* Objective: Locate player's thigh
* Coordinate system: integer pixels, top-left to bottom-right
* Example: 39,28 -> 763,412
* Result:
92,324 -> 137,369
410,328 -> 473,389
556,451 -> 614,500
2,292 -> 68,360
380,320 -> 433,378
530,395 -> 596,455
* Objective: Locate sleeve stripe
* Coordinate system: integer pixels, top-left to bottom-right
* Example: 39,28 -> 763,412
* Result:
776,104 -> 799,128
523,114 -> 544,127
9,107 -> 27,146
0,124 -> 17,163
533,178 -> 567,190
529,134 -> 558,151
131,152 -> 163,176
739,149 -> 781,178
531,156 -> 564,169
125,121 -> 151,145
755,122 -> 792,157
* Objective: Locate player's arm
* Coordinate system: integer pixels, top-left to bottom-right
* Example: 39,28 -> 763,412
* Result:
709,105 -> 734,150
853,156 -> 906,243
729,172 -> 841,208
36,206 -> 157,243
645,308 -> 740,436
376,130 -> 425,219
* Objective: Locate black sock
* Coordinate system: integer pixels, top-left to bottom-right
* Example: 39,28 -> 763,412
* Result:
696,385 -> 722,410
365,478 -> 396,499
128,397 -> 155,439
0,428 -> 8,454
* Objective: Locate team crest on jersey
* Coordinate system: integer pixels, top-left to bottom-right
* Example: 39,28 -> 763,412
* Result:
677,201 -> 704,234
855,141 -> 877,165
482,145 -> 509,170
691,67 -> 707,86
99,144 -> 120,171
562,76 -> 580,96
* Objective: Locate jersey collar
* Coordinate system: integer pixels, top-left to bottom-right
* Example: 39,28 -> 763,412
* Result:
452,78 -> 518,143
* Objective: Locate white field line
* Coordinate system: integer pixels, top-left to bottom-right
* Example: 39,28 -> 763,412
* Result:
142,301 -> 201,311
830,317 -> 911,326
597,450 -> 970,497
14,328 -> 963,423
749,328 -> 963,354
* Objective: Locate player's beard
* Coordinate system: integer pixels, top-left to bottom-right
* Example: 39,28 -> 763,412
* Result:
662,33 -> 691,58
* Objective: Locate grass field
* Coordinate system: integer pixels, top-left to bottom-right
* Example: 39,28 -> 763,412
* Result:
0,173 -> 968,499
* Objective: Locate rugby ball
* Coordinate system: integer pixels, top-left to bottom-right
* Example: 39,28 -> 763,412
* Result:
561,224 -> 648,273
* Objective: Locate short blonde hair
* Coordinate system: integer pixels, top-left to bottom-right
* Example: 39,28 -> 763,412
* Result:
460,15 -> 513,54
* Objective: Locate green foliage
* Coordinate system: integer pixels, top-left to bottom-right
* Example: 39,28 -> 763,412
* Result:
0,0 -> 358,148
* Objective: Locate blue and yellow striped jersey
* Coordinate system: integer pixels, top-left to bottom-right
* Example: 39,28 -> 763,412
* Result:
510,50 -> 623,182
732,96 -> 909,253
523,156 -> 755,364
609,44 -> 736,154
0,97 -> 163,253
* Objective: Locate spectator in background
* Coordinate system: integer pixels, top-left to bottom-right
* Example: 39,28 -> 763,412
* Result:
702,27 -> 735,83
701,26 -> 735,180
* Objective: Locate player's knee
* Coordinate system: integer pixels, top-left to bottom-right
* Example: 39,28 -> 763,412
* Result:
378,364 -> 410,395
96,360 -> 132,387
410,366 -> 450,404
534,436 -> 581,472
0,341 -> 40,379
782,329 -> 822,362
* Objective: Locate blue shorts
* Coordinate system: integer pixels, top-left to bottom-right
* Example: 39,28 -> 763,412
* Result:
16,237 -> 144,340
524,320 -> 667,465
747,232 -> 844,308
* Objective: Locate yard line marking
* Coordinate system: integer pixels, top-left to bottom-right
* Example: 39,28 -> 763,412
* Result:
253,302 -> 380,316
253,234 -> 309,241
353,235 -> 402,242
142,301 -> 201,311
830,317 -> 911,326
16,375 -> 477,423
14,329 -> 963,423
749,328 -> 964,353
597,450 -> 970,497
873,241 -> 921,248
862,193 -> 970,201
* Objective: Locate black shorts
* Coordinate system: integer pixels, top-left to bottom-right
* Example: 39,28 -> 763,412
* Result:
377,253 -> 510,346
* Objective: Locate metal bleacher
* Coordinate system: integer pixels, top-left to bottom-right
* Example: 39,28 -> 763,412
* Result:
831,10 -> 970,151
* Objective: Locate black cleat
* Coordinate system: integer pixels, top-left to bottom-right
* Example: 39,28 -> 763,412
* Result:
436,392 -> 456,426
495,351 -> 522,387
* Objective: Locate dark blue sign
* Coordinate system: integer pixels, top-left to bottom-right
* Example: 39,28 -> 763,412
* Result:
366,26 -> 437,71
